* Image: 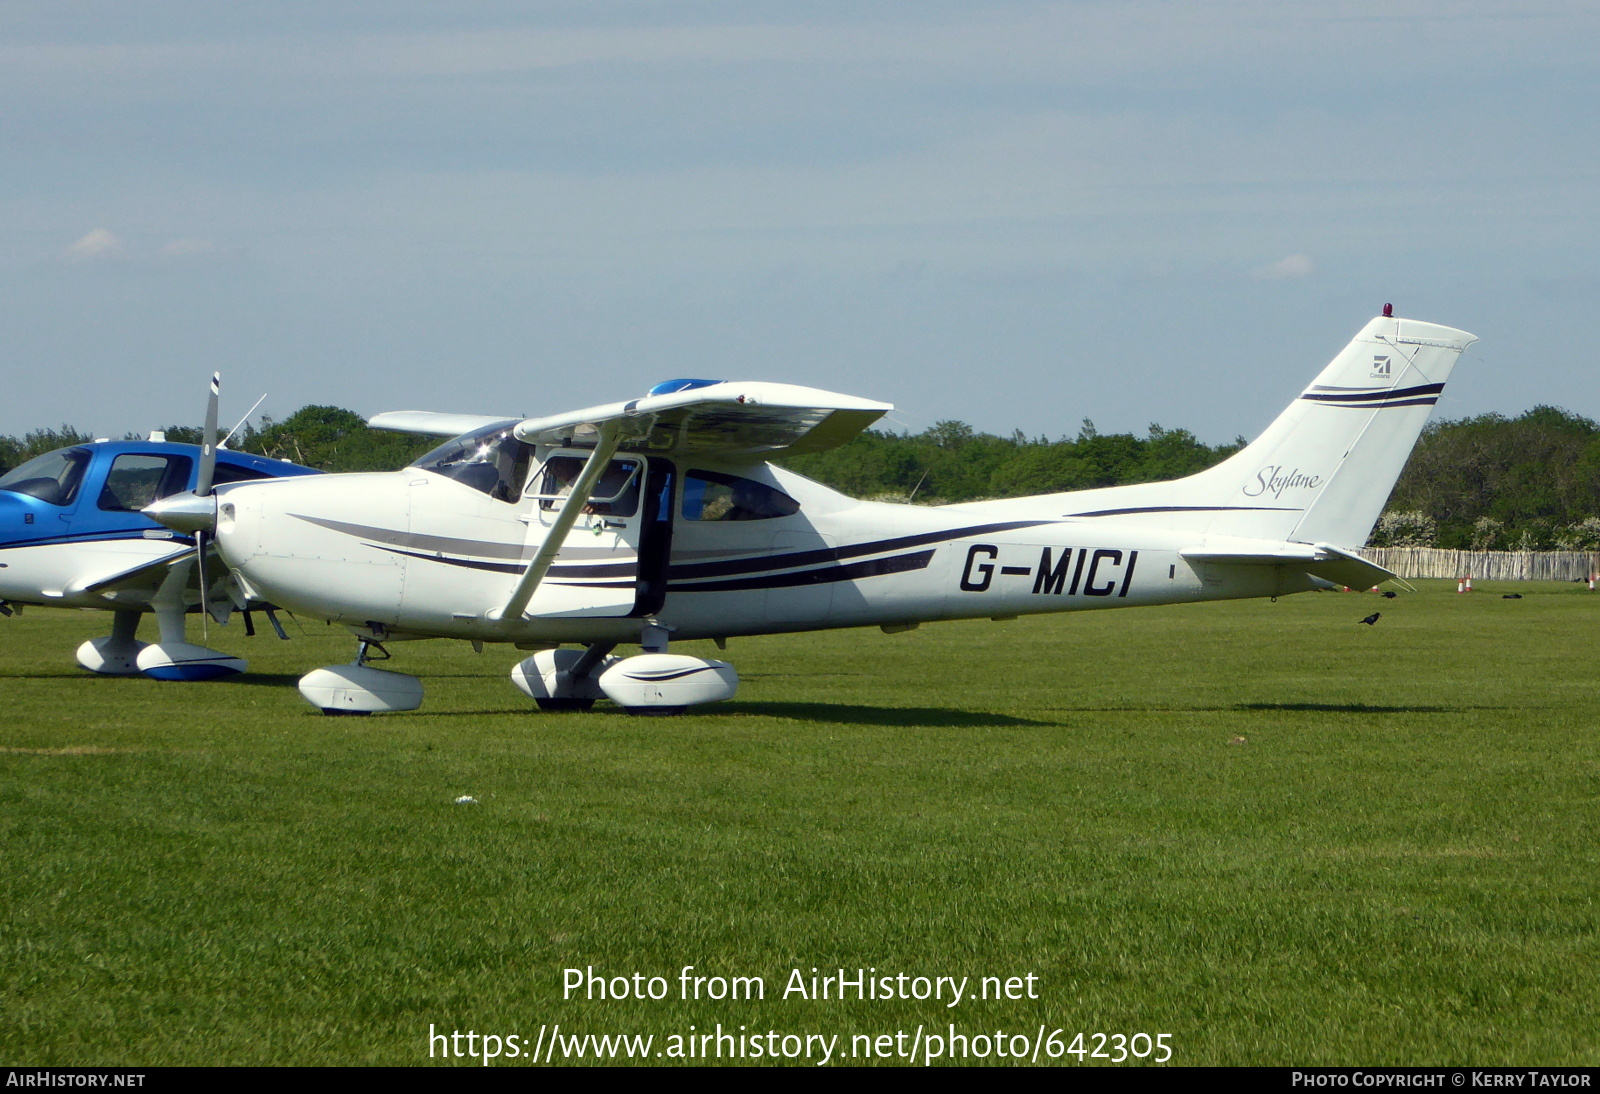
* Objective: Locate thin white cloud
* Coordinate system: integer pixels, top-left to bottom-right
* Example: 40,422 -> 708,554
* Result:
61,228 -> 121,261
1255,254 -> 1314,280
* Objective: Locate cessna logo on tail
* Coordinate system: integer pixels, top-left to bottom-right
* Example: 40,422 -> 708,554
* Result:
1243,465 -> 1323,500
1371,354 -> 1391,379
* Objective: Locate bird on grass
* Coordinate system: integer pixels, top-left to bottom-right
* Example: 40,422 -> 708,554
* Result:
1358,612 -> 1381,625
1381,590 -> 1398,599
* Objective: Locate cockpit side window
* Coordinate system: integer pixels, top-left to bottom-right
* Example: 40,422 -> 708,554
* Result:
535,456 -> 643,517
98,453 -> 193,512
412,424 -> 533,503
681,470 -> 800,521
0,447 -> 92,506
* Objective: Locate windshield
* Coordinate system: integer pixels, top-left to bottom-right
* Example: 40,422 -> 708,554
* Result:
413,423 -> 532,503
0,447 -> 92,506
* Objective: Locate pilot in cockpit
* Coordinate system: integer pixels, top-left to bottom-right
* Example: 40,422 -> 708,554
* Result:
538,456 -> 640,517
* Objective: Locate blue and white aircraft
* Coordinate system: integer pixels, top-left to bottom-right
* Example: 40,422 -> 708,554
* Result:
0,379 -> 316,679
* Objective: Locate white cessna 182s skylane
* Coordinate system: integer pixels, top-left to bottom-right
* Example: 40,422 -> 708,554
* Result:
145,310 -> 1475,716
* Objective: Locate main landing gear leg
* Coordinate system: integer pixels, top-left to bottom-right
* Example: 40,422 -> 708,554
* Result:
510,641 -> 618,711
133,560 -> 247,680
568,641 -> 618,685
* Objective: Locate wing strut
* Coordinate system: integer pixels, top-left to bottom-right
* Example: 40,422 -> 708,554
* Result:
499,422 -> 622,624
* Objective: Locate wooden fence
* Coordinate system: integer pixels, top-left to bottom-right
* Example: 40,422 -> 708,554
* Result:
1357,548 -> 1600,581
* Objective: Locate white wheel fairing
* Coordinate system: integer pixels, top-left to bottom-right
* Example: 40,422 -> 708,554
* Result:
75,636 -> 149,675
136,642 -> 247,681
297,664 -> 424,713
598,654 -> 737,711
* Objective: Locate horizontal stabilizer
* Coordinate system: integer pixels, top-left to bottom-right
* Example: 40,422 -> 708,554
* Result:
368,411 -> 517,437
1181,542 -> 1394,590
512,382 -> 891,458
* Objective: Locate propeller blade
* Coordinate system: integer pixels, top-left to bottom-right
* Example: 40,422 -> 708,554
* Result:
196,530 -> 209,642
194,372 -> 222,640
196,371 -> 220,497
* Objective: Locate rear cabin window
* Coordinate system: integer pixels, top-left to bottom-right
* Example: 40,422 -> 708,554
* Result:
681,470 -> 800,521
0,447 -> 92,506
98,453 -> 193,512
536,456 -> 643,518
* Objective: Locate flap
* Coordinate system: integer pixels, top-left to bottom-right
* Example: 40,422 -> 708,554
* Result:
511,382 -> 891,459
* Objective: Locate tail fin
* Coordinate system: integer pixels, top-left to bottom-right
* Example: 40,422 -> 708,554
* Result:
1197,314 -> 1477,545
954,313 -> 1477,548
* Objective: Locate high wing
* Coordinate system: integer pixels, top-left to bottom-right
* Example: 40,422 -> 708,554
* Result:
368,411 -> 518,437
511,381 -> 892,458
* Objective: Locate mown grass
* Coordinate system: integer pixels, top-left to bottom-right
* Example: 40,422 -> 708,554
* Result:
2,582 -> 1597,1066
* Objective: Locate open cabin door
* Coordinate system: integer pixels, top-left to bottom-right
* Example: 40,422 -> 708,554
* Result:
520,450 -> 662,618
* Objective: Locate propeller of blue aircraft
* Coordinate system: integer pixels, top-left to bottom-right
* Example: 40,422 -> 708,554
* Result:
0,377 -> 317,679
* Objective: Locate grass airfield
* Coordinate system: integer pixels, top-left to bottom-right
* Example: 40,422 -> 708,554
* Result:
2,581 -> 1597,1066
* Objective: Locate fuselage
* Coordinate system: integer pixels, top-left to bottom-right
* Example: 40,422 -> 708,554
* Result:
212,452 -> 1309,646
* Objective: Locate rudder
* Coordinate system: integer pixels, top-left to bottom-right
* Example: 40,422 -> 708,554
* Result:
1201,314 -> 1477,546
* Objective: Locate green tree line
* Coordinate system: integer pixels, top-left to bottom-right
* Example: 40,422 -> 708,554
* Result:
1378,406 -> 1600,550
4,404 -> 1599,549
0,406 -> 437,480
778,418 -> 1244,503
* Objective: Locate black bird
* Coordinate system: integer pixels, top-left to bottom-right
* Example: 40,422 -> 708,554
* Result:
1382,590 -> 1398,599
1502,593 -> 1523,599
1358,612 -> 1381,625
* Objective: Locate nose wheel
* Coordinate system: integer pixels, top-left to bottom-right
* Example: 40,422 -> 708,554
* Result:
297,634 -> 422,715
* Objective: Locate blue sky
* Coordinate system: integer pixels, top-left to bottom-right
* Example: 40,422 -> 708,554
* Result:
2,1 -> 1596,443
